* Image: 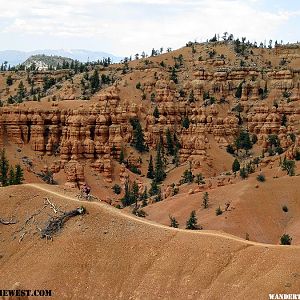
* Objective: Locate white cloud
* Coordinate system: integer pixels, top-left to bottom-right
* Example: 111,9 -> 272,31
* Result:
0,0 -> 299,55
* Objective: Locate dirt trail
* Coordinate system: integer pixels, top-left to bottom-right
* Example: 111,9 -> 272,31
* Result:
25,183 -> 298,249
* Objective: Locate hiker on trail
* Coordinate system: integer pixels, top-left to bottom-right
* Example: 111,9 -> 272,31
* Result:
82,184 -> 91,197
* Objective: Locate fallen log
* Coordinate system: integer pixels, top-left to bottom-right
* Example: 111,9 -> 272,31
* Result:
41,206 -> 86,239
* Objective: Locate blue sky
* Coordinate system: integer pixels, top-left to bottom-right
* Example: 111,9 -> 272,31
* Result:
0,0 -> 299,56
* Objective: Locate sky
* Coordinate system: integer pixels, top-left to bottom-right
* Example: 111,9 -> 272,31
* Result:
0,0 -> 299,56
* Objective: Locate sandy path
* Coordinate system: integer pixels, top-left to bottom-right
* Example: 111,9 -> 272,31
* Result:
25,183 -> 299,249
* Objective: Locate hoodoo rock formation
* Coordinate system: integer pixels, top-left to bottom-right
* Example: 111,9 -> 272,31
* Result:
0,42 -> 299,189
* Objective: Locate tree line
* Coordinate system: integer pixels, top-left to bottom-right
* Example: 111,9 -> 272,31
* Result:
0,150 -> 24,187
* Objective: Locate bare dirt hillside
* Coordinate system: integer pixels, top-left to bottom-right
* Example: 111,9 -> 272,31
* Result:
144,168 -> 300,245
1,184 -> 300,300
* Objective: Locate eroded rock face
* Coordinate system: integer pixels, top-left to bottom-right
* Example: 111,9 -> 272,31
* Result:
247,103 -> 300,150
91,154 -> 113,183
64,156 -> 85,188
0,92 -> 239,164
1,44 -> 300,186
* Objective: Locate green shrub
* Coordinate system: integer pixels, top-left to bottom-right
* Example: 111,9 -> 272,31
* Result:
280,234 -> 292,245
215,206 -> 223,216
169,215 -> 179,228
252,134 -> 258,144
281,158 -> 295,176
256,174 -> 265,182
181,167 -> 194,184
239,167 -> 248,179
186,210 -> 200,230
195,173 -> 205,185
132,206 -> 147,217
112,184 -> 121,195
129,165 -> 141,175
202,192 -> 209,209
226,144 -> 235,155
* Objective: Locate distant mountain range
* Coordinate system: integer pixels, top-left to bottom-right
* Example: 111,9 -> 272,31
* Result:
0,49 -> 123,66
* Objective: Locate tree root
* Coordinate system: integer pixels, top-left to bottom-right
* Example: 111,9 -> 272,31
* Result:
0,218 -> 18,225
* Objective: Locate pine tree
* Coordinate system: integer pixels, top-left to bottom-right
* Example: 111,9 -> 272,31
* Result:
243,132 -> 252,153
202,192 -> 209,209
90,69 -> 100,93
111,144 -> 117,158
182,116 -> 190,129
154,142 -> 166,183
235,131 -> 252,153
252,134 -> 258,144
132,119 -> 147,152
216,206 -> 223,216
43,76 -> 56,92
158,134 -> 167,167
281,158 -> 295,176
150,93 -> 155,102
181,162 -> 194,183
147,155 -> 154,179
186,210 -> 198,230
166,128 -> 174,155
154,187 -> 162,202
149,179 -> 159,196
119,148 -> 125,164
169,216 -> 179,228
280,234 -> 292,245
17,81 -> 26,102
30,81 -> 35,95
235,82 -> 243,98
195,173 -> 204,185
188,90 -> 195,102
7,95 -> 14,104
263,82 -> 268,96
268,134 -> 280,149
173,146 -> 180,167
112,184 -> 121,194
153,106 -> 160,118
281,114 -> 287,126
6,75 -> 13,86
232,159 -> 240,175
8,167 -> 15,185
14,164 -> 24,184
170,67 -> 178,83
173,132 -> 180,149
0,150 -> 9,186
121,180 -> 132,207
140,187 -> 148,207
239,167 -> 248,179
132,181 -> 139,206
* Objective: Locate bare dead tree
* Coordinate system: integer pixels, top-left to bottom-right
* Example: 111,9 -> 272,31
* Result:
41,207 -> 86,239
